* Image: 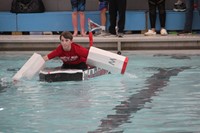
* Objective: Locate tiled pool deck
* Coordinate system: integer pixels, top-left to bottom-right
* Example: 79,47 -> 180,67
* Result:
0,34 -> 200,51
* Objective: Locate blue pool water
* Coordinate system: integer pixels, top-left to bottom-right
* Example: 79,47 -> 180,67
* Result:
0,51 -> 200,133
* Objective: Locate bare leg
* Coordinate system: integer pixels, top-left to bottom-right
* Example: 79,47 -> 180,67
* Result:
72,12 -> 78,36
100,8 -> 107,30
79,11 -> 87,37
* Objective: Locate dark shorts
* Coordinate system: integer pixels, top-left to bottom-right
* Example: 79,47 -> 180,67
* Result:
99,0 -> 109,11
70,0 -> 86,12
61,62 -> 88,70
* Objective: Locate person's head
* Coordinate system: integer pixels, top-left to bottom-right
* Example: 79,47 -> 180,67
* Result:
60,31 -> 73,41
59,31 -> 73,51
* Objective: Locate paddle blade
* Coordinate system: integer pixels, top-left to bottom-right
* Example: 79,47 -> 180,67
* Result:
86,46 -> 128,74
12,53 -> 45,81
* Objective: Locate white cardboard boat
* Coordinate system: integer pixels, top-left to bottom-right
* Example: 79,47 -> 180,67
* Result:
13,47 -> 128,82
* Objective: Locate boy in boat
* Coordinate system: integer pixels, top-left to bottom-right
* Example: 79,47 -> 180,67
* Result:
43,31 -> 89,70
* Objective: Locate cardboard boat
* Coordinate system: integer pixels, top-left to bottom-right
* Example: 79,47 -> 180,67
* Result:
39,67 -> 109,82
13,47 -> 128,82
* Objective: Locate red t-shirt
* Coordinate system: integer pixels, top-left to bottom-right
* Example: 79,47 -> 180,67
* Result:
47,43 -> 89,65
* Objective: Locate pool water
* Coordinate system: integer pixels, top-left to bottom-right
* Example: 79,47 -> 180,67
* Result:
0,51 -> 200,133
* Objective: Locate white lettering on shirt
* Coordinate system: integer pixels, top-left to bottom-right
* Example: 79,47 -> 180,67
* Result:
60,56 -> 78,62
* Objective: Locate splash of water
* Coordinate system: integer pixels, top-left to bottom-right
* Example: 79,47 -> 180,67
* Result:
1,77 -> 8,87
124,72 -> 138,79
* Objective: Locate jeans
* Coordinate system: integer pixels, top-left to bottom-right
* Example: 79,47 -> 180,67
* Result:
109,0 -> 127,34
148,0 -> 166,28
184,0 -> 195,32
198,0 -> 200,15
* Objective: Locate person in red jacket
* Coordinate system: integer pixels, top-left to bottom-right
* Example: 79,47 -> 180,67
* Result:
43,31 -> 89,70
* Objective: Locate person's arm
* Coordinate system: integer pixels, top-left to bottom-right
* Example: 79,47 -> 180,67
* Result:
43,45 -> 62,61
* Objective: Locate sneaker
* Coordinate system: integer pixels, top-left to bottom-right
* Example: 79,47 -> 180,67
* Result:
177,31 -> 192,36
144,30 -> 156,36
93,30 -> 101,36
160,28 -> 168,36
173,2 -> 186,12
103,32 -> 117,37
95,30 -> 107,37
117,32 -> 124,38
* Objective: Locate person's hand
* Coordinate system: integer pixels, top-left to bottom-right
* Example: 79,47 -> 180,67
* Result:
43,55 -> 49,61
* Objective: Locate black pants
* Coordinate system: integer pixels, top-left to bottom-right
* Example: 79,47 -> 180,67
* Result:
61,62 -> 88,70
108,0 -> 127,34
148,0 -> 166,28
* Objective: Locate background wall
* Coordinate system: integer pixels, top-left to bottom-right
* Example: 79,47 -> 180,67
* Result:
0,0 -> 180,11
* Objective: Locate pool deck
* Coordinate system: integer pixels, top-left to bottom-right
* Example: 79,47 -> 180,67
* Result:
0,34 -> 200,51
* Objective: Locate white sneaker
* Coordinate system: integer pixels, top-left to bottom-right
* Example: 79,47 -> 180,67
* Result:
95,30 -> 107,37
100,30 -> 107,36
144,30 -> 156,36
160,28 -> 168,36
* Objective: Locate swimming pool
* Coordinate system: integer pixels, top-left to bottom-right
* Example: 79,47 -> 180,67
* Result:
0,50 -> 200,133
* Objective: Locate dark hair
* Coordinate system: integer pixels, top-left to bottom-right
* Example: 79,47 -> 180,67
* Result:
59,31 -> 73,41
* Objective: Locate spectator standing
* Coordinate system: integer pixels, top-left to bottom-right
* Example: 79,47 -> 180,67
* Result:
144,0 -> 168,36
178,0 -> 200,35
99,0 -> 109,35
108,0 -> 127,37
70,0 -> 87,37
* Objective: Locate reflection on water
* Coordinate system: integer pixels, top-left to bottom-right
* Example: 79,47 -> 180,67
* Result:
88,67 -> 190,133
